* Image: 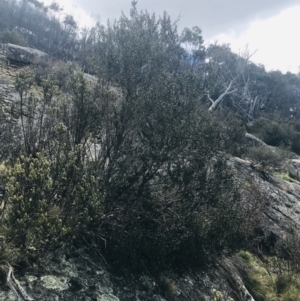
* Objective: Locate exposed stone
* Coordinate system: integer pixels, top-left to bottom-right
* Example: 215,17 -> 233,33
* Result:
288,159 -> 300,181
97,293 -> 120,301
3,43 -> 48,64
229,156 -> 300,241
244,132 -> 268,147
26,275 -> 38,289
40,275 -> 69,291
139,275 -> 156,292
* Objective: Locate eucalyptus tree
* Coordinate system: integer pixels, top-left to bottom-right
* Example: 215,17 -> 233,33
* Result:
203,44 -> 269,124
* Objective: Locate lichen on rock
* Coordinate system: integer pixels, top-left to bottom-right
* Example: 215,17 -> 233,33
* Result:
40,275 -> 69,291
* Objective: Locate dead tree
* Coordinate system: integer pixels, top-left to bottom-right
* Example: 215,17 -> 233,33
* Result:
205,45 -> 261,119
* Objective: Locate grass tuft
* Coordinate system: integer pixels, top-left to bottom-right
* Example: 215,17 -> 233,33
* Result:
159,276 -> 178,296
238,251 -> 300,301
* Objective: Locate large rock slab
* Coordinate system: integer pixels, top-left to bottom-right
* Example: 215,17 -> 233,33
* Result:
3,43 -> 48,64
288,159 -> 300,181
244,132 -> 268,147
229,156 -> 300,239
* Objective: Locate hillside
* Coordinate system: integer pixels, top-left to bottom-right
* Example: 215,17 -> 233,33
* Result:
1,1 -> 300,301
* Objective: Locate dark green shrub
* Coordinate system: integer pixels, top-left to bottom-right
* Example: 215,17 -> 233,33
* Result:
248,118 -> 300,156
0,3 -> 267,275
33,60 -> 70,90
0,148 -> 102,260
0,29 -> 28,46
245,146 -> 285,169
220,112 -> 246,155
248,118 -> 290,147
290,132 -> 300,155
1,153 -> 65,256
101,152 -> 259,272
288,122 -> 300,154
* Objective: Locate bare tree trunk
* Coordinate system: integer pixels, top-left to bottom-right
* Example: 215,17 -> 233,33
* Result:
207,80 -> 237,111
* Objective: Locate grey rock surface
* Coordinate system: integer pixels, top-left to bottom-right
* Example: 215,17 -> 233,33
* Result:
3,43 -> 48,64
97,294 -> 120,301
229,156 -> 300,238
288,159 -> 300,181
244,132 -> 268,147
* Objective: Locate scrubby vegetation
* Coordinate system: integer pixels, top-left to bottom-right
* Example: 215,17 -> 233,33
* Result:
239,250 -> 300,301
248,118 -> 300,155
0,0 -> 300,287
0,61 -> 258,273
244,147 -> 287,170
0,0 -> 78,60
0,2 -> 263,275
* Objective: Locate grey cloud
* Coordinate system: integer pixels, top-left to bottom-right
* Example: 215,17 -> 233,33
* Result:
72,0 -> 299,40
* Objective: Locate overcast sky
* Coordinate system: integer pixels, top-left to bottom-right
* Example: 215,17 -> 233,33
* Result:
42,0 -> 300,73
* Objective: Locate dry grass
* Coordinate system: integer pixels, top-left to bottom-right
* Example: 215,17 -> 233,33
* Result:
276,183 -> 288,192
275,172 -> 300,184
238,251 -> 300,301
159,276 -> 178,296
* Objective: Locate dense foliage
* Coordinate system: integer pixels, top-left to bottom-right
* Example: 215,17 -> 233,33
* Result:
0,0 -> 78,60
1,0 -> 299,275
248,118 -> 300,154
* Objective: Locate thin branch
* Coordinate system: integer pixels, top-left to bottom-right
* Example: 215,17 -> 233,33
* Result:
6,265 -> 34,301
208,80 -> 237,111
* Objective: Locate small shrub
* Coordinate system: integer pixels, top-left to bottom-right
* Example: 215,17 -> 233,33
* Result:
248,118 -> 300,156
1,153 -> 66,256
238,250 -> 252,263
275,274 -> 292,295
239,251 -> 300,301
275,172 -> 298,183
211,289 -> 224,301
0,30 -> 28,46
220,112 -> 246,156
0,149 -> 103,261
248,118 -> 290,147
245,147 -> 286,170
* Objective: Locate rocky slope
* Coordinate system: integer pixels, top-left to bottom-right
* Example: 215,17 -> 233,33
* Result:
1,154 -> 299,301
1,45 -> 300,301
